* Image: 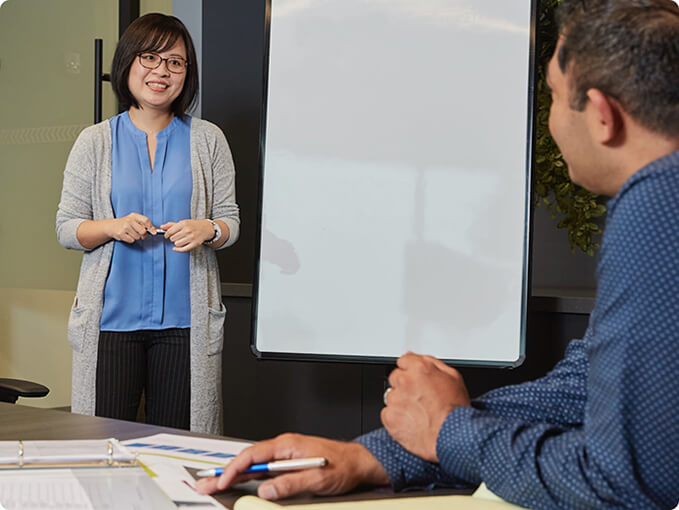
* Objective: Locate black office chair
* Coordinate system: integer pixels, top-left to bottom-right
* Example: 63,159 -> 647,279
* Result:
0,378 -> 49,403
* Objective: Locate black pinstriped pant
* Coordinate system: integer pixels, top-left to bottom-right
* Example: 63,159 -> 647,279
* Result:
95,328 -> 191,430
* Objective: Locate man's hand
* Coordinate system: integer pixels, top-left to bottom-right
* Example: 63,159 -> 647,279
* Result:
382,352 -> 470,462
195,433 -> 389,500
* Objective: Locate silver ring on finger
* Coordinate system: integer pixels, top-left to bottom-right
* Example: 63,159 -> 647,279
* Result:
383,387 -> 392,406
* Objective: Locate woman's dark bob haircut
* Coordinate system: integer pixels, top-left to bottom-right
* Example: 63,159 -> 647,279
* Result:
111,13 -> 198,119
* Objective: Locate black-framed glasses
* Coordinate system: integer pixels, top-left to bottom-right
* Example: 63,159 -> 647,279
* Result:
137,52 -> 188,74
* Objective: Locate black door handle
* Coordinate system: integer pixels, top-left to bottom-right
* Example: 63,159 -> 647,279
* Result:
94,38 -> 112,124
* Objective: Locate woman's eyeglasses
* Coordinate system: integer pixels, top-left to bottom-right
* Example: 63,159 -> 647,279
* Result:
137,52 -> 188,74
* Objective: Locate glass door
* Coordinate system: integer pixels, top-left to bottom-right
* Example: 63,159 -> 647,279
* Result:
0,0 -> 119,408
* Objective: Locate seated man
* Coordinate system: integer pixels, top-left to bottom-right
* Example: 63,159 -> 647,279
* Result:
199,0 -> 679,508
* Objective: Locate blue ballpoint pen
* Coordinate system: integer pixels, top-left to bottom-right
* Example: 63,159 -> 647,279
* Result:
196,457 -> 327,478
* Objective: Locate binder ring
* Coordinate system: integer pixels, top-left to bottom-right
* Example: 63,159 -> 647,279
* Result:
107,440 -> 114,466
18,440 -> 24,468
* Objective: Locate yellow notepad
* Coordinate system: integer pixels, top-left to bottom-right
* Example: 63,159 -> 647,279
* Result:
233,484 -> 525,509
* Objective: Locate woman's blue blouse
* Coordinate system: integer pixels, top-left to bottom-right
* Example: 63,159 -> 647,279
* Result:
100,111 -> 192,331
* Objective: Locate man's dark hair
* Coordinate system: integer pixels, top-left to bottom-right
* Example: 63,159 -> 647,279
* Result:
556,0 -> 679,137
111,13 -> 199,119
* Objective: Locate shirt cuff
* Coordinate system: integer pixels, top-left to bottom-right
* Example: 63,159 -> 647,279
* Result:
355,428 -> 441,491
355,429 -> 402,490
437,406 -> 482,485
356,427 -> 468,492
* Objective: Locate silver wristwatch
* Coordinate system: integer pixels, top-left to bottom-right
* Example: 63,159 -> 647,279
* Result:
204,219 -> 221,245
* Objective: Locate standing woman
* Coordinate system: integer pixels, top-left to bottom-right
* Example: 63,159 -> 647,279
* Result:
56,13 -> 239,434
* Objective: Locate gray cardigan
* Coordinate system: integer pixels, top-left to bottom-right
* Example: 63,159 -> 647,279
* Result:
56,117 -> 240,434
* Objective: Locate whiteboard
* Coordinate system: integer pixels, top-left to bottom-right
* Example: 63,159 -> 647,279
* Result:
252,0 -> 534,365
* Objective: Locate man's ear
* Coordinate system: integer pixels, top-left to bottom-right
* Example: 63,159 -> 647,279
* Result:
586,89 -> 622,144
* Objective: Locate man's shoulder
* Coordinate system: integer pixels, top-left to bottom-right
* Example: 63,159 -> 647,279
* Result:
614,151 -> 679,204
607,152 -> 679,229
599,152 -> 679,280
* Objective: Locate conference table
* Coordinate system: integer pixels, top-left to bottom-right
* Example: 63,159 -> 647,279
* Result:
0,403 -> 475,509
0,403 -> 250,508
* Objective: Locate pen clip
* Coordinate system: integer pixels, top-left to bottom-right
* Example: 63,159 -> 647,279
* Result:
18,440 -> 24,468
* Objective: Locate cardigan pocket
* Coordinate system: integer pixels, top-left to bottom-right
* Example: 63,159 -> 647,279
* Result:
207,303 -> 226,355
67,299 -> 89,352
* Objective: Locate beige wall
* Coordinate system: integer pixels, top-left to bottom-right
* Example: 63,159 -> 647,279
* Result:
0,0 -> 117,291
0,289 -> 75,408
0,0 -> 169,408
141,0 -> 173,15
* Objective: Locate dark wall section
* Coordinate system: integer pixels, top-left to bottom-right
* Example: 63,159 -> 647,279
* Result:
222,294 -> 588,441
221,296 -> 382,441
202,0 -> 266,284
531,205 -> 599,290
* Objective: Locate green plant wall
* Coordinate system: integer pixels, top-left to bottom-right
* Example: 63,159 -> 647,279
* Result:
534,0 -> 606,255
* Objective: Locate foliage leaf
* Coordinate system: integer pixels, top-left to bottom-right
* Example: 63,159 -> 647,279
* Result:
534,0 -> 606,254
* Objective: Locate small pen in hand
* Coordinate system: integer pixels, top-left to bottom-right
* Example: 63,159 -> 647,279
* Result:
195,457 -> 328,478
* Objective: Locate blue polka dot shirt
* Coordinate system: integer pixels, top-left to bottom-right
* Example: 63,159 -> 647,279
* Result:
356,150 -> 679,509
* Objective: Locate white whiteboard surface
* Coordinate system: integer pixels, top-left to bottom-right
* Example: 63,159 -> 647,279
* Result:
253,0 -> 534,365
